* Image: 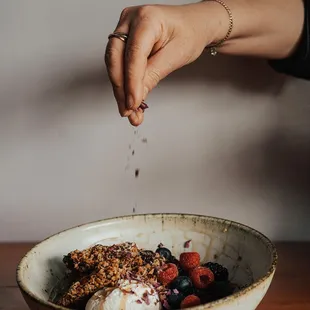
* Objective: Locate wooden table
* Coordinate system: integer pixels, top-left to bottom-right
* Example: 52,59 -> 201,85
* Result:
1,242 -> 309,310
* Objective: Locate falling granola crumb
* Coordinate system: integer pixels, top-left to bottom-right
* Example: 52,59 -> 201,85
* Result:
135,169 -> 140,178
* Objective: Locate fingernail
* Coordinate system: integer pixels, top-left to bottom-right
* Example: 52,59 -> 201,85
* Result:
127,95 -> 135,110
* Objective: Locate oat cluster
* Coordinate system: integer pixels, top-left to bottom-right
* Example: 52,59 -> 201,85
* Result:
57,242 -> 167,307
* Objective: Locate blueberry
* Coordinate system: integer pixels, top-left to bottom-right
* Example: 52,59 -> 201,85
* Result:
167,291 -> 185,309
169,276 -> 194,296
156,247 -> 172,261
170,256 -> 185,275
170,256 -> 179,264
177,267 -> 188,277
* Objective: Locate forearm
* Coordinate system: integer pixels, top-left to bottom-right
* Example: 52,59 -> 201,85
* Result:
200,0 -> 305,59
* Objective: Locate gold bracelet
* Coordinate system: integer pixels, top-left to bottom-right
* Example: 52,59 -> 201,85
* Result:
206,0 -> 233,56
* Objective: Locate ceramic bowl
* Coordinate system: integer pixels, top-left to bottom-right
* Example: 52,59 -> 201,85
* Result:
17,213 -> 277,310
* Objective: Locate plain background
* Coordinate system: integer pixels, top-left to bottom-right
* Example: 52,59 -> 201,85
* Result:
0,0 -> 309,242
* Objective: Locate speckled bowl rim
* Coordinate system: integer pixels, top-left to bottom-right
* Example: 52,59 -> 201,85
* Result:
17,213 -> 278,310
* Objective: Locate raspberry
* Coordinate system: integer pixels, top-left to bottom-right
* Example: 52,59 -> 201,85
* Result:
179,252 -> 200,271
190,266 -> 214,289
158,263 -> 178,285
180,295 -> 201,309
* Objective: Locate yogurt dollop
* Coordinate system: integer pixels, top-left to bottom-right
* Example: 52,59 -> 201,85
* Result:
85,280 -> 162,310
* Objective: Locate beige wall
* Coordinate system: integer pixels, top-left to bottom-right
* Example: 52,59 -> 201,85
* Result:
0,0 -> 309,241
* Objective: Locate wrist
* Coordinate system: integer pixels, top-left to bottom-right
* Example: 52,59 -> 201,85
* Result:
192,0 -> 236,48
196,0 -> 305,59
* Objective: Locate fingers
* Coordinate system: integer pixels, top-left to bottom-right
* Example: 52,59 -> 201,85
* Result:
128,108 -> 145,126
107,5 -> 185,127
105,21 -> 131,117
143,40 -> 185,93
127,40 -> 185,127
125,8 -> 161,110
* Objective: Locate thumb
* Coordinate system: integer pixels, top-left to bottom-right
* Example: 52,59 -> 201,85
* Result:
143,40 -> 187,95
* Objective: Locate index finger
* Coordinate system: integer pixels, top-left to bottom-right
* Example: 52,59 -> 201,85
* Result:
125,15 -> 160,110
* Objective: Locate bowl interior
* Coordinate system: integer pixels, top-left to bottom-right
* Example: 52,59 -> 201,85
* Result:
17,214 -> 276,308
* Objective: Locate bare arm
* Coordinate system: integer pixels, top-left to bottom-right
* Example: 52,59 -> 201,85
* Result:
105,0 -> 307,126
205,0 -> 304,59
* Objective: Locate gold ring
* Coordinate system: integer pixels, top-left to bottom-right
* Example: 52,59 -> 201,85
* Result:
108,32 -> 128,43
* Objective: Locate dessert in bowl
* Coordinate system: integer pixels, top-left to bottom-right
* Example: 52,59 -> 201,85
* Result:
17,213 -> 277,309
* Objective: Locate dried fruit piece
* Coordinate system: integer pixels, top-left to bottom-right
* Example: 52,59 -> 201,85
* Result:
184,240 -> 192,248
158,263 -> 178,285
180,295 -> 201,308
140,101 -> 149,112
179,252 -> 200,271
190,266 -> 214,289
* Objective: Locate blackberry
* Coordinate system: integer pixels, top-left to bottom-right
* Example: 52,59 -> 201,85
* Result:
204,262 -> 229,282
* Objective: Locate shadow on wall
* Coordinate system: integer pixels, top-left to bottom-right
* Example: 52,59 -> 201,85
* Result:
38,52 -> 310,240
234,125 -> 310,239
7,52 -> 283,129
2,48 -> 309,239
262,131 -> 310,200
39,53 -> 284,108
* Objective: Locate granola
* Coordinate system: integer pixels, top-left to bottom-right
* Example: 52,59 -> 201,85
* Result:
57,242 -> 166,308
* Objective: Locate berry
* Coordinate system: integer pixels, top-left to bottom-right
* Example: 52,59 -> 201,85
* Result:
167,291 -> 185,308
208,281 -> 235,300
190,266 -> 214,289
178,267 -> 189,277
180,295 -> 201,309
169,276 -> 194,296
156,247 -> 172,261
158,263 -> 178,285
171,256 -> 187,276
204,262 -> 229,282
194,288 -> 212,303
170,255 -> 179,265
179,252 -> 200,271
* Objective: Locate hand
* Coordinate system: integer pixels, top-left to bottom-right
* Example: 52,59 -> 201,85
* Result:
105,2 -> 223,126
